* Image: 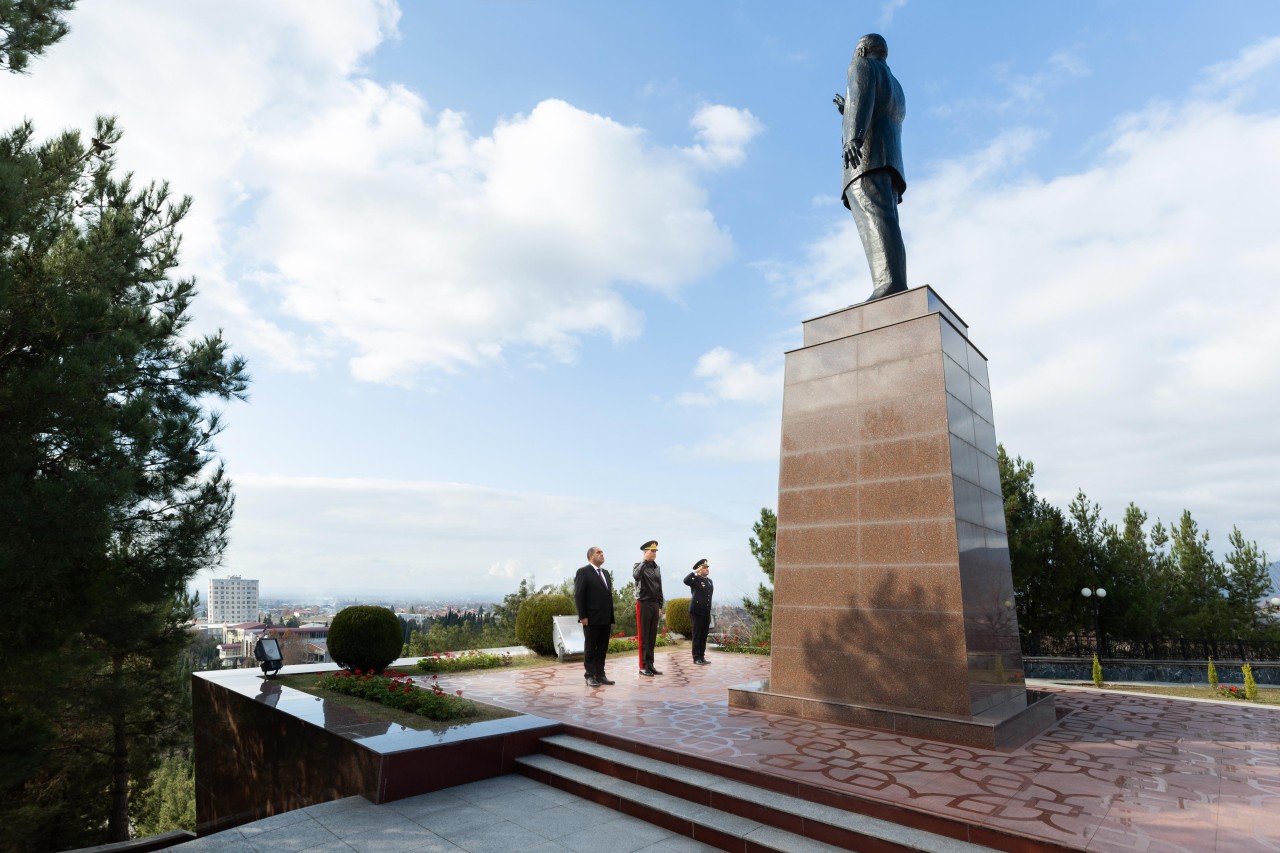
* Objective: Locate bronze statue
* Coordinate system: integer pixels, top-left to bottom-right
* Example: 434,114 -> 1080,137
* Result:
834,33 -> 907,302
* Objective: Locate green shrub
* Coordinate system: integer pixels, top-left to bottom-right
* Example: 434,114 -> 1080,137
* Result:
608,635 -> 639,654
328,606 -> 403,674
1243,663 -> 1259,701
515,593 -> 575,655
1091,653 -> 1104,688
1207,657 -> 1218,687
749,617 -> 772,647
665,597 -> 692,636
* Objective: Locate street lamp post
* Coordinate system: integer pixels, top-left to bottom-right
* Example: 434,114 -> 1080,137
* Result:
1081,587 -> 1107,657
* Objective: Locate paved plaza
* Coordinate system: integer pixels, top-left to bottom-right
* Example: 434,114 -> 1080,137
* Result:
183,649 -> 1280,852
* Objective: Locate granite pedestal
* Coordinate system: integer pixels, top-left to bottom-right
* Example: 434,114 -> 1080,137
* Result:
728,286 -> 1055,749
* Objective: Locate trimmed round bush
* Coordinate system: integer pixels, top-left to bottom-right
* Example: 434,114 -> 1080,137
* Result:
665,597 -> 692,636
328,606 -> 403,674
515,593 -> 575,656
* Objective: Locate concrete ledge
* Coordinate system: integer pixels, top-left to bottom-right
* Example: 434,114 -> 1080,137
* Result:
64,831 -> 196,853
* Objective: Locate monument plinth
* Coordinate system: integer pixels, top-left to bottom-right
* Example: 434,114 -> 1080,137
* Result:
728,286 -> 1055,749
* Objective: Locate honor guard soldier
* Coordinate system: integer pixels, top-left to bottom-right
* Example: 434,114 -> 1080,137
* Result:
633,540 -> 664,676
683,559 -> 714,665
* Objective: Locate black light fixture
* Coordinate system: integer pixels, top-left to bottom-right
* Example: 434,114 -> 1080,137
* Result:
254,637 -> 283,677
1081,587 -> 1107,657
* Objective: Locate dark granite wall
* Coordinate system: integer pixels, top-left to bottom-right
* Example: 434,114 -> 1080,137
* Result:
193,668 -> 558,837
1026,659 -> 1280,685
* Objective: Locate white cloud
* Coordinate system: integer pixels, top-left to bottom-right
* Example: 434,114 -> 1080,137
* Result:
773,38 -> 1280,556
683,105 -> 765,169
6,1 -> 749,384
932,48 -> 1091,118
1198,36 -> 1280,95
879,0 -> 909,28
217,474 -> 757,599
248,95 -> 736,382
672,416 -> 782,464
486,560 -> 528,581
677,347 -> 782,406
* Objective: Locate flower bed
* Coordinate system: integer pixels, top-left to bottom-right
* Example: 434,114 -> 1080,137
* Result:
315,669 -> 478,721
608,628 -> 676,653
416,649 -> 513,673
716,629 -> 771,655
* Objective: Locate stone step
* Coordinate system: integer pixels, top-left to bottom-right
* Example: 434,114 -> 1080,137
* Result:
519,735 -> 996,853
517,753 -> 849,853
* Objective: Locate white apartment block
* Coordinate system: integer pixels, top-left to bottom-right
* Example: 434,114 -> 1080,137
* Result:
208,575 -> 260,625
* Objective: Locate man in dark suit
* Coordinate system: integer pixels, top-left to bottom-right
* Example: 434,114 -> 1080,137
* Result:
834,32 -> 907,302
574,546 -> 615,687
683,559 -> 714,666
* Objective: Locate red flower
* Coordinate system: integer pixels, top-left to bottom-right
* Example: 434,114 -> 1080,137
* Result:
455,690 -> 463,696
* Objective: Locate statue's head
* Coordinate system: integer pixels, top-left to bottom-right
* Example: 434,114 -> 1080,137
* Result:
855,33 -> 888,60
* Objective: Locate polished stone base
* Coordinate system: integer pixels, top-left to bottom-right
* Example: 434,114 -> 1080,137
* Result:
768,285 -> 1047,740
727,678 -> 1058,750
193,664 -> 557,836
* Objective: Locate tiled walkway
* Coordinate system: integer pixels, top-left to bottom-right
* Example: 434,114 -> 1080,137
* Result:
420,650 -> 1280,853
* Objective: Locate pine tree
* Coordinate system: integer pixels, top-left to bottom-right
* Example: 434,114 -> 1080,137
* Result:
0,0 -> 77,73
1224,527 -> 1272,637
0,115 -> 247,849
743,507 -> 776,643
1168,511 -> 1228,638
998,447 -> 1082,638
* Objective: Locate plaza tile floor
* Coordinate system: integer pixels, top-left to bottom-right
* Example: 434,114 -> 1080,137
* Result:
420,650 -> 1279,853
186,649 -> 1280,852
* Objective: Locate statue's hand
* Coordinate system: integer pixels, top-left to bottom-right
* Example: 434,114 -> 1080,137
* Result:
843,139 -> 861,170
832,93 -> 845,114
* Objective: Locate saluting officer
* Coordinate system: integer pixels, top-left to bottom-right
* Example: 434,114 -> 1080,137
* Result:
683,559 -> 714,666
633,540 -> 664,677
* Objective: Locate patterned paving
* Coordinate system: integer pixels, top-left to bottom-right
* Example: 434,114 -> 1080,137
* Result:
415,649 -> 1280,853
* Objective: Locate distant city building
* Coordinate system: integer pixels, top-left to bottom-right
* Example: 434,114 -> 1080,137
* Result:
208,575 -> 260,625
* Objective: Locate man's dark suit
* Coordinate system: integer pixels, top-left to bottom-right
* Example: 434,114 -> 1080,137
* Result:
574,563 -> 614,683
840,35 -> 908,301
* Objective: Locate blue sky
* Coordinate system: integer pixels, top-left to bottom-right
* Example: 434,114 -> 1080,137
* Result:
8,1 -> 1280,601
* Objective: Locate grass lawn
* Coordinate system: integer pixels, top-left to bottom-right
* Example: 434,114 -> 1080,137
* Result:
1076,683 -> 1280,707
277,673 -> 519,731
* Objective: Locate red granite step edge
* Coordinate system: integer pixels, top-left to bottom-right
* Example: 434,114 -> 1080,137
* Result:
555,723 -> 1081,853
